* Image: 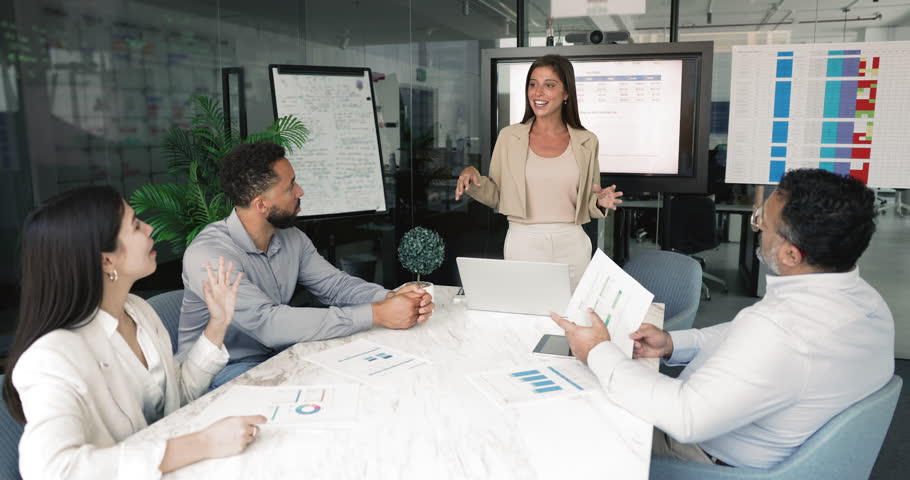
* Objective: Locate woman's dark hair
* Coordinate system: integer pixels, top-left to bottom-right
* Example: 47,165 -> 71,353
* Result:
776,168 -> 877,273
3,185 -> 124,423
220,142 -> 287,207
520,54 -> 585,130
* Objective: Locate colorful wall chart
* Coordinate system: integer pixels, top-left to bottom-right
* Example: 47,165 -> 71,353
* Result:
726,41 -> 910,188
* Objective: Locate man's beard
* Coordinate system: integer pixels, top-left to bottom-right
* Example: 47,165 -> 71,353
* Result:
756,236 -> 780,275
267,200 -> 300,229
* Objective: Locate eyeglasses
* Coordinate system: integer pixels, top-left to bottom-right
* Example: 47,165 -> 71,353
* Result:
751,205 -> 807,258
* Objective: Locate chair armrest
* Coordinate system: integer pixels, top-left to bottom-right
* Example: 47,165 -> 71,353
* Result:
650,456 -> 775,480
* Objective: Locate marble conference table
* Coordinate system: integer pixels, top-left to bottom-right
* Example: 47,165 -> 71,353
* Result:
135,287 -> 665,479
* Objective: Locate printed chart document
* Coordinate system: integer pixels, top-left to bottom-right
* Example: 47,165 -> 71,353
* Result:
468,361 -> 601,408
196,384 -> 359,428
566,249 -> 655,357
303,339 -> 431,387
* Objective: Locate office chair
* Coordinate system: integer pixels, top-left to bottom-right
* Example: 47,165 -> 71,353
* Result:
0,375 -> 23,480
147,290 -> 184,354
667,195 -> 728,300
623,251 -> 702,331
649,375 -> 902,480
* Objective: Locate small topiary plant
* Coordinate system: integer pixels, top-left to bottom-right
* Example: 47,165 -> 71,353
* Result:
397,227 -> 445,282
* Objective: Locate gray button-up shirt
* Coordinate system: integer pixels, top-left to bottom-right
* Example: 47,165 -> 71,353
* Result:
176,210 -> 389,364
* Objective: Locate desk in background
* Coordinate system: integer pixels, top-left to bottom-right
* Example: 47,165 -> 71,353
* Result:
612,201 -> 761,297
134,287 -> 664,479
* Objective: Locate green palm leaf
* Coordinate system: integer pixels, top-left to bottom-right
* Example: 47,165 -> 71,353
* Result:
136,94 -> 308,255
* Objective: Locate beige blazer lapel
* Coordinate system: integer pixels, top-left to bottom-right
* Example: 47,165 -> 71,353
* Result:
79,314 -> 147,432
507,122 -> 533,215
568,127 -> 595,211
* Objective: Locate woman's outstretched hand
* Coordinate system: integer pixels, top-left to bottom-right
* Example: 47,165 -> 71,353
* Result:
455,166 -> 481,201
594,184 -> 624,211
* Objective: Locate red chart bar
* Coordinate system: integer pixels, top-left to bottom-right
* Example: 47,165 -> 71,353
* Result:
853,133 -> 872,145
851,148 -> 871,159
850,162 -> 870,184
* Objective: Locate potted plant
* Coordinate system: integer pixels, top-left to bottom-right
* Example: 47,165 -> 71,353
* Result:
130,95 -> 308,255
397,226 -> 445,300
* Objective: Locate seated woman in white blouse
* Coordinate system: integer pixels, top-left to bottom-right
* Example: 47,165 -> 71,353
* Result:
2,185 -> 267,479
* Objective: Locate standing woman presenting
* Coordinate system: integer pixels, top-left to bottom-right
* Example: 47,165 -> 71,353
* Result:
455,54 -> 622,289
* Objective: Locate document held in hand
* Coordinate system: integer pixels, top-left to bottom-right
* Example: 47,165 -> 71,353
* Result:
565,249 -> 655,357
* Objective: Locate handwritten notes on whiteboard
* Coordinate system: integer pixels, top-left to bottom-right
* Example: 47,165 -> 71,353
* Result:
271,67 -> 386,217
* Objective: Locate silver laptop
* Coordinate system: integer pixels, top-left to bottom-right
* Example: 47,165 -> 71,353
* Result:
456,257 -> 571,316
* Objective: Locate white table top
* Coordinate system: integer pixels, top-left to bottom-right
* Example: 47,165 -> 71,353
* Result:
135,287 -> 664,479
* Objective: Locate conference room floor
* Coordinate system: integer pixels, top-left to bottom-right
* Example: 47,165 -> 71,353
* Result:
627,206 -> 910,480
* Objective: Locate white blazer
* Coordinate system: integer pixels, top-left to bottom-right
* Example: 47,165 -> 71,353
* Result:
12,294 -> 228,480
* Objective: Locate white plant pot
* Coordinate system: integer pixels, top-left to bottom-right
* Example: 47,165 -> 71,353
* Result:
397,281 -> 434,303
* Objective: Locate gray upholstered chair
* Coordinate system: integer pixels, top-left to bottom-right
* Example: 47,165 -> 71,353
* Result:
146,289 -> 185,354
623,251 -> 702,332
0,374 -> 23,480
649,375 -> 903,480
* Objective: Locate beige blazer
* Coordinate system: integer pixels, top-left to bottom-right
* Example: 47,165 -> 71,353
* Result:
13,294 -> 228,480
466,120 -> 607,224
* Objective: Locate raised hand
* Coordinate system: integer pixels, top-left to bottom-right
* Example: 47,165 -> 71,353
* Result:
629,323 -> 674,359
594,184 -> 624,211
455,166 -> 481,201
202,257 -> 243,347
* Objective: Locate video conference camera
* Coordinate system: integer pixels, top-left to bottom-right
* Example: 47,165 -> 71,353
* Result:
564,30 -> 630,45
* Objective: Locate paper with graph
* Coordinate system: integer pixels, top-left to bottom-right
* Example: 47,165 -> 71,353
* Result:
468,361 -> 602,408
566,249 -> 654,357
303,339 -> 432,387
196,384 -> 360,428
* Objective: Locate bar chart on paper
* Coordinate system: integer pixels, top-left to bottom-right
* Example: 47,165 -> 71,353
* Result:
468,362 -> 601,408
303,339 -> 432,387
726,42 -> 910,188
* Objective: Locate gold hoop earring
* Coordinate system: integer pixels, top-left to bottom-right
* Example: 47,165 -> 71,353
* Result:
108,269 -> 118,282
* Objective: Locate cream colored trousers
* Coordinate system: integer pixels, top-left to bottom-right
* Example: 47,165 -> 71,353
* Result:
504,222 -> 592,292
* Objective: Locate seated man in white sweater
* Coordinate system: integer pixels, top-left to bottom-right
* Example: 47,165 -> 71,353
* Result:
552,168 -> 894,469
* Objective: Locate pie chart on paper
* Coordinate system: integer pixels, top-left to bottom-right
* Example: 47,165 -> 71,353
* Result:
295,404 -> 322,415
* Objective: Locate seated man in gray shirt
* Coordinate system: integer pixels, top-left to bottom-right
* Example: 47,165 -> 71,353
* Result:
177,142 -> 434,388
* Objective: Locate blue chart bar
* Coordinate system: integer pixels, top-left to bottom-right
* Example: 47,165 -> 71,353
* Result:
842,57 -> 860,77
774,82 -> 791,118
837,122 -> 854,143
839,81 -> 858,117
548,366 -> 584,391
520,375 -> 547,382
827,58 -> 843,77
824,81 -> 841,118
771,146 -> 787,158
511,370 -> 540,377
778,51 -> 794,57
772,121 -> 789,143
535,386 -> 563,394
531,380 -> 555,387
821,122 -> 838,143
769,161 -> 786,182
776,59 -> 793,78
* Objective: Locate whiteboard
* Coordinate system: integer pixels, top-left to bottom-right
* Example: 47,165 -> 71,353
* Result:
725,41 -> 910,188
269,65 -> 387,218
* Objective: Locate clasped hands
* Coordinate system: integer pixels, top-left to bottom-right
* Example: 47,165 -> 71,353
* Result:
550,309 -> 673,364
372,283 -> 435,329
